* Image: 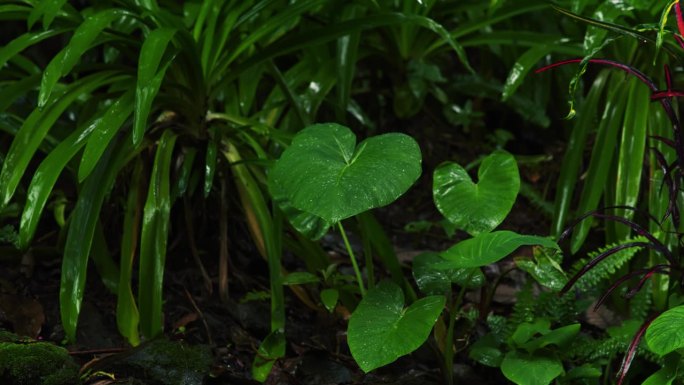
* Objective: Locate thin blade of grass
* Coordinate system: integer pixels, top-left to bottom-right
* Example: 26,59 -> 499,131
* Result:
27,0 -> 67,29
0,29 -> 65,70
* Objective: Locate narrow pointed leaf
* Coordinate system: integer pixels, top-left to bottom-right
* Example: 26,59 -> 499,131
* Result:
0,29 -> 65,70
39,9 -> 125,106
502,45 -> 556,101
133,28 -> 176,146
27,0 -> 67,29
138,129 -> 177,339
79,89 -> 135,181
0,71 -> 120,207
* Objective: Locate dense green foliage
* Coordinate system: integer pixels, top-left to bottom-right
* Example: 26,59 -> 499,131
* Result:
4,0 -> 684,384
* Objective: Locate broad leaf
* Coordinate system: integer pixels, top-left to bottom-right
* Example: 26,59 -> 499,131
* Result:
501,351 -> 563,385
515,246 -> 567,291
347,281 -> 445,372
433,150 -> 519,236
438,231 -> 558,269
268,123 -> 421,223
646,305 -> 684,356
412,252 -> 483,295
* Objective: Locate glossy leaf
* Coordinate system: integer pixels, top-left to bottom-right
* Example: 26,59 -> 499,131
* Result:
551,71 -> 607,237
117,159 -> 143,346
468,334 -> 503,367
252,329 -> 285,382
39,9 -> 125,107
433,150 -> 519,236
645,305 -> 684,356
60,137 -> 135,342
78,89 -> 135,181
27,0 -> 67,29
570,80 -> 629,253
412,252 -> 483,295
133,27 -> 176,146
520,324 -> 580,352
0,29 -> 64,70
19,113 -> 99,249
320,288 -> 338,313
515,247 -> 567,291
176,147 -> 197,198
612,78 -> 649,241
501,351 -> 563,385
268,123 -> 421,223
642,353 -> 679,385
439,231 -> 559,269
502,45 -> 555,101
0,71 -> 120,207
347,281 -> 445,372
138,130 -> 177,339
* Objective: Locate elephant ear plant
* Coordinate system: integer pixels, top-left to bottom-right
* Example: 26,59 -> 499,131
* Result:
272,134 -> 559,382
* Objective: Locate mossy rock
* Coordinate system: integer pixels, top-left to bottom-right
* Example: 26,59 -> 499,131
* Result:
0,332 -> 79,385
107,338 -> 212,385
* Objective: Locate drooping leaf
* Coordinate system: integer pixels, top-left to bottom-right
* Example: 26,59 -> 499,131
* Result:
433,150 -> 519,236
502,45 -> 556,101
39,9 -> 126,107
320,288 -> 338,313
501,351 -> 564,385
268,123 -> 421,223
347,281 -> 445,372
646,305 -> 684,356
78,89 -> 135,181
438,231 -> 558,269
133,27 -> 176,146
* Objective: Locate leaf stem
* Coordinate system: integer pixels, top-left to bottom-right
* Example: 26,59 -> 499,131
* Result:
338,221 -> 366,296
445,275 -> 470,385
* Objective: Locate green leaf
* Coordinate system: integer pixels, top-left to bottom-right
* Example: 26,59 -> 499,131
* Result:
0,71 -> 121,207
642,353 -> 679,385
646,305 -> 684,356
520,324 -> 580,352
439,231 -> 558,269
515,247 -> 567,291
39,9 -> 126,107
501,351 -> 563,385
282,272 -> 320,285
268,123 -> 421,223
60,136 -> 136,342
78,89 -> 135,181
0,29 -> 64,70
412,252 -> 483,295
117,159 -> 143,346
502,45 -> 555,101
468,333 -> 503,367
27,0 -> 67,29
511,318 -> 550,347
138,129 -> 177,339
272,192 -> 331,240
252,329 -> 286,382
133,27 -> 176,146
347,281 -> 445,372
320,288 -> 338,313
433,150 -> 519,236
19,115 -> 95,249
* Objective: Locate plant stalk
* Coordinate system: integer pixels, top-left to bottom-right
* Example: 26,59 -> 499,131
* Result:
338,221 -> 366,296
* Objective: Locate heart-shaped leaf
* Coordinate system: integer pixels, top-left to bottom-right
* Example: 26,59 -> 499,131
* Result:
268,123 -> 422,223
347,281 -> 445,372
270,183 -> 331,240
501,351 -> 563,385
646,305 -> 684,356
433,150 -> 519,235
437,231 -> 559,269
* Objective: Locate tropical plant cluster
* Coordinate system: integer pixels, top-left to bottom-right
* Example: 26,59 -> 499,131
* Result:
3,0 -> 684,384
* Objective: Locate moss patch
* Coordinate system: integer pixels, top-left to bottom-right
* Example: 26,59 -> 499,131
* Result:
0,332 -> 79,385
